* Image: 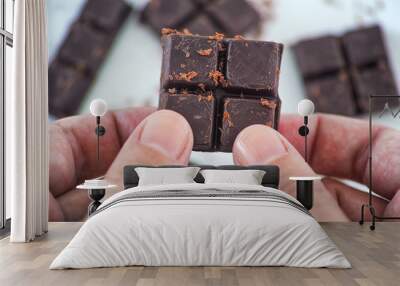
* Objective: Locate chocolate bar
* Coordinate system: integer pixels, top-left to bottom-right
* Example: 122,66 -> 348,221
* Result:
159,32 -> 283,152
49,0 -> 132,118
141,0 -> 261,37
293,25 -> 398,116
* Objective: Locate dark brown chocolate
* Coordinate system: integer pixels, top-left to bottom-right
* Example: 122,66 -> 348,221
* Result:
293,25 -> 398,116
49,0 -> 132,118
141,0 -> 261,37
159,33 -> 283,152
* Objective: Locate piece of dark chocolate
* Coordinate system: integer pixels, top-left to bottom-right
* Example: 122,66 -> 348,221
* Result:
160,91 -> 216,150
292,25 -> 398,116
141,0 -> 195,33
351,62 -> 398,112
49,0 -> 132,118
293,36 -> 345,78
342,25 -> 387,66
220,97 -> 279,151
160,34 -> 219,89
59,23 -> 110,75
81,0 -> 132,31
205,0 -> 261,36
305,72 -> 357,116
141,0 -> 261,37
48,62 -> 92,118
225,40 -> 283,95
159,33 -> 283,152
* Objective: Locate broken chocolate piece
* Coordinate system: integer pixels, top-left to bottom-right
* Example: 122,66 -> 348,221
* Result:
49,0 -> 132,118
292,25 -> 398,115
159,33 -> 283,152
141,0 -> 261,37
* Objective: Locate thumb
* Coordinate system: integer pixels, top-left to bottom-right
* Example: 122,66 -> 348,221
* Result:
233,125 -> 348,222
105,110 -> 193,191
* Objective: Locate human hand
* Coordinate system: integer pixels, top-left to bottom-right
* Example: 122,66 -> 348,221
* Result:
233,113 -> 400,222
49,108 -> 194,221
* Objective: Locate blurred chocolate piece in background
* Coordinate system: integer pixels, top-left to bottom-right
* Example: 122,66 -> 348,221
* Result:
49,0 -> 132,118
293,25 -> 398,116
141,0 -> 261,37
159,32 -> 283,152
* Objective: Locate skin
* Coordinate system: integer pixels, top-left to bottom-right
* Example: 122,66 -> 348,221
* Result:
49,109 -> 400,222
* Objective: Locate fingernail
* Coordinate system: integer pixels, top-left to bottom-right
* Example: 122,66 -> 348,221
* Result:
137,110 -> 192,160
234,125 -> 288,165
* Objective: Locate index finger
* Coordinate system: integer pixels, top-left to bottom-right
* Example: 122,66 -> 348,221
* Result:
49,107 -> 155,198
279,113 -> 400,200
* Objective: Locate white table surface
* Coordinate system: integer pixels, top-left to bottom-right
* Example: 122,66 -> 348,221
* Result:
47,0 -> 400,166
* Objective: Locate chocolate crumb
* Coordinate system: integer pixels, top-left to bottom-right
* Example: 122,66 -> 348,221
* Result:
260,98 -> 277,108
208,32 -> 224,41
161,28 -> 178,36
208,70 -> 225,86
175,71 -> 198,81
223,111 -> 234,127
168,88 -> 177,94
234,35 -> 245,40
198,83 -> 206,91
197,48 -> 213,56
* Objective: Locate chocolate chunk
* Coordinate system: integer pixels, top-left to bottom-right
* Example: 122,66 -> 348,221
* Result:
48,0 -> 131,118
81,0 -> 132,31
351,62 -> 398,112
220,97 -> 279,151
59,23 -> 110,74
293,36 -> 345,78
226,40 -> 283,95
305,73 -> 357,116
184,14 -> 220,36
141,0 -> 261,37
159,33 -> 283,152
160,34 -> 219,89
160,92 -> 216,150
205,0 -> 261,36
342,25 -> 387,66
48,62 -> 92,118
141,0 -> 195,33
293,25 -> 398,116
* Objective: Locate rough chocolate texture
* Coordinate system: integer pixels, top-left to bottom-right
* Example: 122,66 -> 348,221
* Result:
141,0 -> 261,37
226,40 -> 283,95
161,35 -> 219,89
49,0 -> 131,118
159,33 -> 283,152
293,25 -> 398,115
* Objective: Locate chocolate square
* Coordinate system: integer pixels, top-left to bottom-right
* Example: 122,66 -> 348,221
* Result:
160,34 -> 219,89
352,62 -> 398,112
141,0 -> 195,33
305,72 -> 357,116
343,25 -> 386,66
48,63 -> 92,118
293,36 -> 345,78
206,0 -> 261,36
81,0 -> 132,31
184,14 -> 219,35
225,39 -> 283,96
159,33 -> 283,152
159,92 -> 216,150
59,23 -> 110,74
220,97 -> 279,151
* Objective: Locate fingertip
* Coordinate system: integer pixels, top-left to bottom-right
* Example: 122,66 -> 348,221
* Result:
233,124 -> 289,165
134,109 -> 194,161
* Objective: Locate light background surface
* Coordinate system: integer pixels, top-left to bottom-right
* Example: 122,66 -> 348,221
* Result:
47,0 -> 400,165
